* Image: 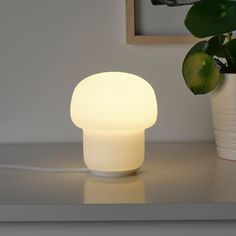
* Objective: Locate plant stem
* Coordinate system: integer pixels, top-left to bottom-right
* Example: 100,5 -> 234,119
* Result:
227,32 -> 233,42
219,34 -> 232,70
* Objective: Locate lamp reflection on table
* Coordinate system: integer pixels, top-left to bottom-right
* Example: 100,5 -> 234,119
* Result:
84,175 -> 145,204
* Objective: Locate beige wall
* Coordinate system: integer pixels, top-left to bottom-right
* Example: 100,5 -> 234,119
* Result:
0,0 -> 214,143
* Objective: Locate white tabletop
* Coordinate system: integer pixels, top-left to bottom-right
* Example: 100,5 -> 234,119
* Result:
0,142 -> 235,221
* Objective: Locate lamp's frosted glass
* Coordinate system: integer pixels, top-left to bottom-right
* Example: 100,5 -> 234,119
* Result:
70,72 -> 157,130
70,72 -> 157,176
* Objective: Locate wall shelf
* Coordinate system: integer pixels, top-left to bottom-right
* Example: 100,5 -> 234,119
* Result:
0,143 -> 235,221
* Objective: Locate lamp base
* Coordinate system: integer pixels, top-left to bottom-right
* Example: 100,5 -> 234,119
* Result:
90,168 -> 138,178
83,129 -> 144,176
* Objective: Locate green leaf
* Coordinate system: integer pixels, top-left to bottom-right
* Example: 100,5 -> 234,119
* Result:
185,0 -> 236,38
207,35 -> 226,57
182,52 -> 220,95
224,39 -> 236,71
186,40 -> 209,56
224,39 -> 236,57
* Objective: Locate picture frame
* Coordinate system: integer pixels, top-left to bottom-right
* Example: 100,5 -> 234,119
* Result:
126,0 -> 197,44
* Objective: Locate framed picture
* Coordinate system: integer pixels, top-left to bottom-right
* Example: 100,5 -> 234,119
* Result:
126,0 -> 198,44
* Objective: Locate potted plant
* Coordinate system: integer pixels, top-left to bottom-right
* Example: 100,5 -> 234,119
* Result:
181,0 -> 236,160
152,0 -> 236,160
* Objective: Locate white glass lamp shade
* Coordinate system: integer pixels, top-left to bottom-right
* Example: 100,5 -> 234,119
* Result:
70,72 -> 157,177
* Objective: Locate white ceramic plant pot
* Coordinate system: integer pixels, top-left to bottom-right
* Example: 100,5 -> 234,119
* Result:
210,73 -> 236,160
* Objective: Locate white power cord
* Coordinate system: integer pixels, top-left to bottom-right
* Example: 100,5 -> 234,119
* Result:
0,164 -> 89,173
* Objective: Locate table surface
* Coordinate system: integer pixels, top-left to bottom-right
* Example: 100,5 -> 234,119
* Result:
0,142 -> 236,221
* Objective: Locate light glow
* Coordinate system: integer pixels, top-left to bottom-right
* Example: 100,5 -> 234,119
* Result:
70,72 -> 158,176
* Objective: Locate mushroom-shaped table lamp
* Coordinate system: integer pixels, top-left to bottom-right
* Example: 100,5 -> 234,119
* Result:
70,72 -> 157,177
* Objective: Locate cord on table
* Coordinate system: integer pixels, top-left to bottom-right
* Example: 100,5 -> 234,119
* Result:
0,164 -> 89,173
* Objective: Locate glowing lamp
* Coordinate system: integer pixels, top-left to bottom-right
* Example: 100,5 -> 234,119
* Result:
70,72 -> 157,177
